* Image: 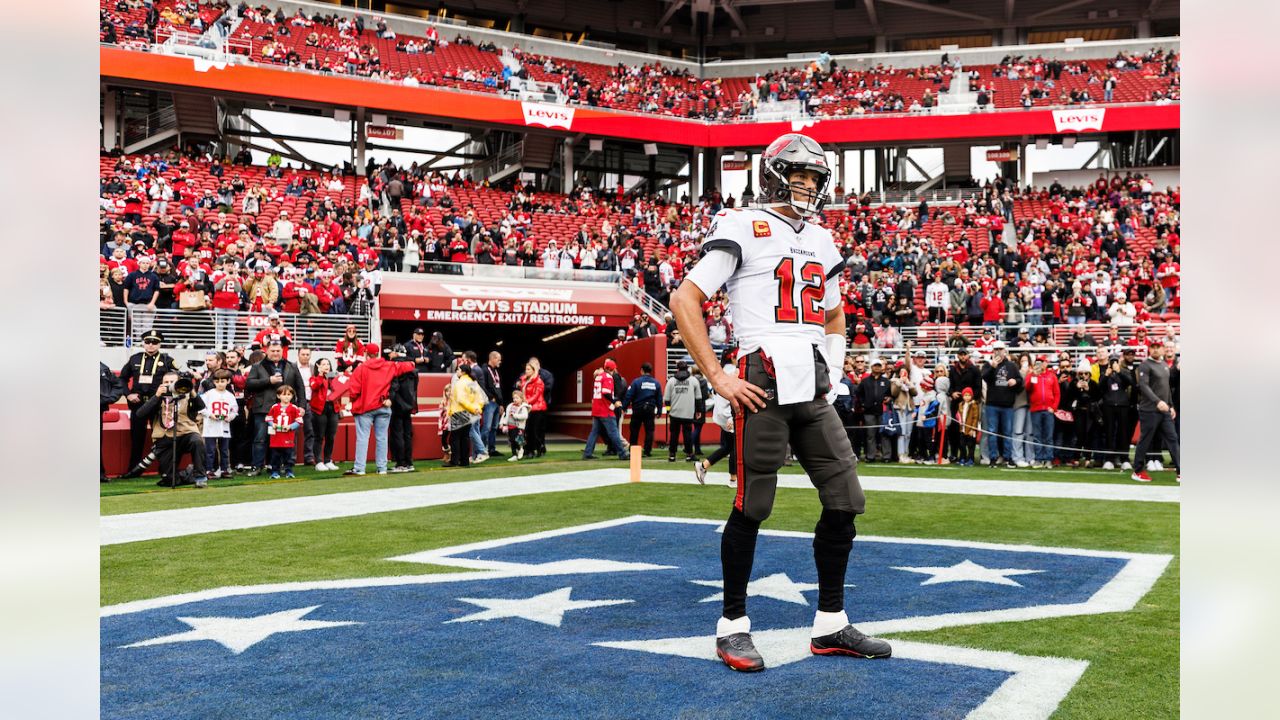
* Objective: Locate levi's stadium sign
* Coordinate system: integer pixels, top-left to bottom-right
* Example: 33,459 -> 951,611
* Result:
377,276 -> 635,327
521,102 -> 575,130
1052,108 -> 1106,133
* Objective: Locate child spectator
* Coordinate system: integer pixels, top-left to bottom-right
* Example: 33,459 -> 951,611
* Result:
955,387 -> 980,466
500,390 -> 530,461
266,384 -> 304,479
199,369 -> 238,480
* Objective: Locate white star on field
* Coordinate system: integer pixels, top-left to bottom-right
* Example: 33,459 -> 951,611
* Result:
891,559 -> 1043,587
120,605 -> 360,655
446,586 -> 632,627
690,572 -> 852,605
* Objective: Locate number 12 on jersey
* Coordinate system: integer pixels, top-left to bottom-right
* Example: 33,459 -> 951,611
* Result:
773,257 -> 826,325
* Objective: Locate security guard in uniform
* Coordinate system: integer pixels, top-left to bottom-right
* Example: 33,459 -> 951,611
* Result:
118,330 -> 177,477
621,362 -> 662,457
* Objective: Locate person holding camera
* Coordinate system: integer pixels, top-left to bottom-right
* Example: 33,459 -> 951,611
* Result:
243,340 -> 307,476
980,341 -> 1023,468
118,329 -> 177,478
134,370 -> 208,488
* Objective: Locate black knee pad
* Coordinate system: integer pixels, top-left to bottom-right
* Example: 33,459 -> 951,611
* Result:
725,507 -> 762,537
814,508 -> 856,544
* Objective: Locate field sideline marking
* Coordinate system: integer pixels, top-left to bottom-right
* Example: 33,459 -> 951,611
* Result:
100,469 -> 1179,546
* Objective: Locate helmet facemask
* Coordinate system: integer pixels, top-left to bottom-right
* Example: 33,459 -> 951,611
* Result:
758,133 -> 831,219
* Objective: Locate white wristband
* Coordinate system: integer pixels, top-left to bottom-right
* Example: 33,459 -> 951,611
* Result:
823,333 -> 847,377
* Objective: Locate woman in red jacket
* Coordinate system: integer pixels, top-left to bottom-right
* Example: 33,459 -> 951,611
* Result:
310,357 -> 339,471
519,361 -> 547,458
1026,356 -> 1061,468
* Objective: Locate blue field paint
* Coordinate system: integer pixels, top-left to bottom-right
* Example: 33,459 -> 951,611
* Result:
102,519 -> 1127,719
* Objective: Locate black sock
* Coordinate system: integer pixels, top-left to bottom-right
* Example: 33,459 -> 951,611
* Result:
813,508 -> 857,613
721,508 -> 761,620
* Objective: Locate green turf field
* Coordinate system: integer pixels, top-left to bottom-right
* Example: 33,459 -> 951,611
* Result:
101,443 -> 1178,719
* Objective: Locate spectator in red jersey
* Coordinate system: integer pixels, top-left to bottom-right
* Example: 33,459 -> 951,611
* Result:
334,324 -> 365,369
253,311 -> 294,358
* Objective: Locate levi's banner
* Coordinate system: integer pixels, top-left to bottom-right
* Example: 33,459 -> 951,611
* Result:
522,102 -> 576,130
377,276 -> 635,326
366,125 -> 404,140
1051,108 -> 1106,133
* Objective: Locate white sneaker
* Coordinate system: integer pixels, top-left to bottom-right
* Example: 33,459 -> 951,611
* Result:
898,458 -> 914,464
1015,461 -> 1030,468
474,454 -> 489,464
1121,461 -> 1133,471
327,462 -> 339,471
516,447 -> 524,460
1102,461 -> 1115,470
315,463 -> 326,472
1153,460 -> 1165,471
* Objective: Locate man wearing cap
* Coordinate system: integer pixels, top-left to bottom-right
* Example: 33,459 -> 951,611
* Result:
404,328 -> 431,369
343,343 -> 418,476
243,340 -> 308,476
123,255 -> 161,336
210,258 -> 246,348
980,341 -> 1023,468
1131,340 -> 1180,482
621,362 -> 662,457
1026,356 -> 1061,469
582,360 -> 629,461
856,358 -> 892,462
118,329 -> 179,477
253,311 -> 294,359
662,360 -> 702,462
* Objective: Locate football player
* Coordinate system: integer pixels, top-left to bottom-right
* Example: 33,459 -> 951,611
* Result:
671,133 -> 892,672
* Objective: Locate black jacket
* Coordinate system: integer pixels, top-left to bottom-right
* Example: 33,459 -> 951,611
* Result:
1100,365 -> 1134,406
244,358 -> 307,415
425,341 -> 453,373
948,361 -> 983,403
856,373 -> 891,412
476,363 -> 503,406
981,359 -> 1024,408
390,370 -> 419,415
100,362 -> 125,411
119,351 -> 178,403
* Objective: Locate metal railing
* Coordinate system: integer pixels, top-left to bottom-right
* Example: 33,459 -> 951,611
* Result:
122,106 -> 177,148
100,307 -> 128,347
103,307 -> 375,350
665,340 -> 1175,382
620,277 -> 670,325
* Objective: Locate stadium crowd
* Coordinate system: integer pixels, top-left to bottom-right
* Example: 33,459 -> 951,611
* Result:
100,0 -> 1178,120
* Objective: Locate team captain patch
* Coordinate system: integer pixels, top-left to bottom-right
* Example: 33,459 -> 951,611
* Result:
752,220 -> 772,237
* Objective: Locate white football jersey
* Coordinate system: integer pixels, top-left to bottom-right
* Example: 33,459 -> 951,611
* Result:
686,207 -> 844,355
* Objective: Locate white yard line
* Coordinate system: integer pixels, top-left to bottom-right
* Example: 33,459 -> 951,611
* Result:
101,468 -> 1178,546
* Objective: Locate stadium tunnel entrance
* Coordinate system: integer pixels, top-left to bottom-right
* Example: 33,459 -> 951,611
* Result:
379,319 -> 622,395
376,272 -> 655,396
